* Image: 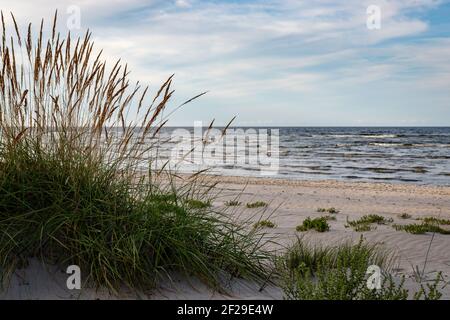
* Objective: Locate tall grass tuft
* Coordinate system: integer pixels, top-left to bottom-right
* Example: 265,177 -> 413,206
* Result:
0,12 -> 271,293
277,237 -> 443,300
277,237 -> 409,300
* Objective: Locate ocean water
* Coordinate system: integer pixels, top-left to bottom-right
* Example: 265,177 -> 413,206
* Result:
274,127 -> 450,185
147,127 -> 450,186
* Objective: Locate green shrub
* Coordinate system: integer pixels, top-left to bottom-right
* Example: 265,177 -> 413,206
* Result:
419,217 -> 450,225
393,223 -> 450,235
346,214 -> 393,232
225,200 -> 242,207
296,217 -> 330,232
413,273 -> 443,300
253,220 -> 276,229
317,207 -> 339,214
351,214 -> 393,225
246,201 -> 267,209
395,215 -> 450,234
353,223 -> 374,232
398,213 -> 412,219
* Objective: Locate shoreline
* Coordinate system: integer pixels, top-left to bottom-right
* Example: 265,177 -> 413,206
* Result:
188,173 -> 450,195
201,173 -> 450,186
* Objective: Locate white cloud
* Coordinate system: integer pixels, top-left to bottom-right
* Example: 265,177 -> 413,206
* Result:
175,0 -> 191,8
0,0 -> 448,124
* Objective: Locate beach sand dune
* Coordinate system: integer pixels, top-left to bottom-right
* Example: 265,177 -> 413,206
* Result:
2,176 -> 449,299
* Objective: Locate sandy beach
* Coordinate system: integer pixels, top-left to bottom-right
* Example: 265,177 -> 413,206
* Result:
1,0 -> 450,308
2,176 -> 449,299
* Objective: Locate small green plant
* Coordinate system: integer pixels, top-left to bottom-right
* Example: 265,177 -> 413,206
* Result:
394,215 -> 450,235
398,213 -> 412,219
353,223 -> 374,232
419,217 -> 450,225
185,199 -> 211,209
393,224 -> 426,234
413,272 -> 444,300
246,201 -> 268,209
296,217 -> 330,232
317,207 -> 339,214
346,214 -> 393,232
353,214 -> 393,225
253,220 -> 276,229
393,223 -> 450,235
225,200 -> 242,207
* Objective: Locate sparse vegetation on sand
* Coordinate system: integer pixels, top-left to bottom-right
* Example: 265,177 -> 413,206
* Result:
225,200 -> 242,207
393,215 -> 450,235
346,214 -> 393,232
398,213 -> 412,219
0,13 -> 271,293
418,217 -> 450,225
317,207 -> 339,214
253,220 -> 276,229
246,201 -> 268,209
352,223 -> 374,232
277,237 -> 443,300
393,223 -> 450,235
296,217 -> 330,232
185,199 -> 211,209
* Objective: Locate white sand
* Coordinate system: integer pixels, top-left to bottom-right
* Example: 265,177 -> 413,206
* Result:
2,176 -> 449,299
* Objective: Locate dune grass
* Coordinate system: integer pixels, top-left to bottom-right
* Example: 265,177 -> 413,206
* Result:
277,237 -> 443,300
0,12 -> 272,293
277,237 -> 407,300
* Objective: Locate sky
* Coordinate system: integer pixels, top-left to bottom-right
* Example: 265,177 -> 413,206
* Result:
1,0 -> 450,126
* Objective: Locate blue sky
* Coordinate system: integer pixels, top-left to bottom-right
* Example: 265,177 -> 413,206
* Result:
2,0 -> 450,126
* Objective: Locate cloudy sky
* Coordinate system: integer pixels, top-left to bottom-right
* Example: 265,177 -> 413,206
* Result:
1,0 -> 450,126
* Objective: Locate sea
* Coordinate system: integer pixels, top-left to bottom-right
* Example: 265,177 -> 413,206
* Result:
144,127 -> 450,186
